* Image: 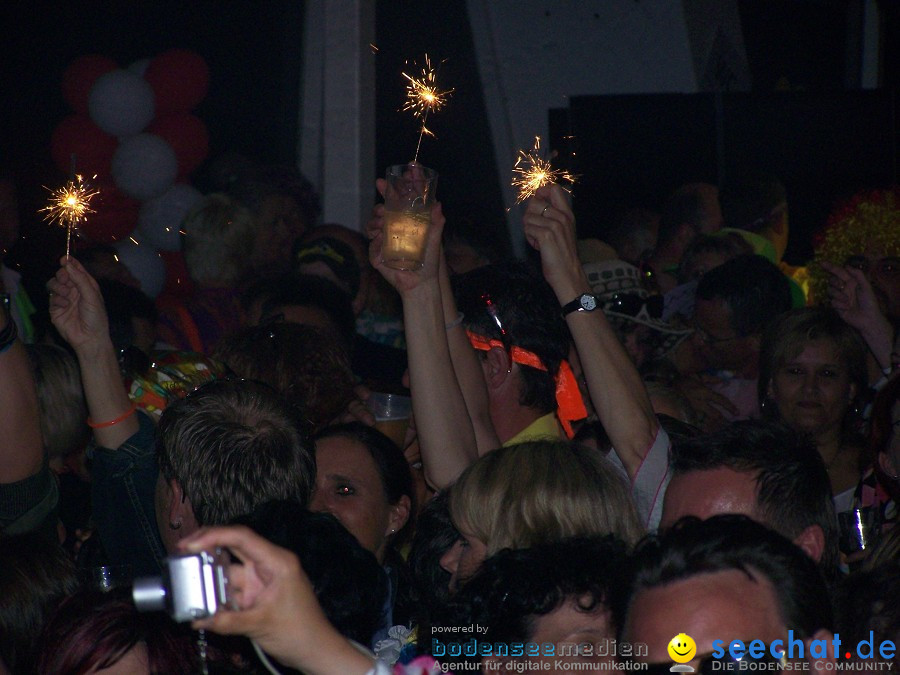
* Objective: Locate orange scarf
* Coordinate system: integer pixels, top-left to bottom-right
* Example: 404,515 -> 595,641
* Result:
466,330 -> 587,438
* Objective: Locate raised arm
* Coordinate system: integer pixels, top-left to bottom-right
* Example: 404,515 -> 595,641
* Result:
0,285 -> 42,483
48,257 -> 138,449
822,261 -> 895,373
367,183 -> 478,489
523,185 -> 658,479
437,250 -> 501,455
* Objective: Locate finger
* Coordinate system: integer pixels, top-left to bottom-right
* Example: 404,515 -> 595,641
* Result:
366,205 -> 386,241
844,266 -> 870,287
181,525 -> 280,568
192,606 -> 264,636
547,184 -> 571,213
427,202 -> 445,244
819,260 -> 845,278
46,278 -> 75,299
525,193 -> 551,218
534,184 -> 553,202
61,255 -> 101,296
375,178 -> 387,199
522,220 -> 553,251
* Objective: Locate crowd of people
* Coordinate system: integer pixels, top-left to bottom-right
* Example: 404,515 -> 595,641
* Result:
0,158 -> 898,674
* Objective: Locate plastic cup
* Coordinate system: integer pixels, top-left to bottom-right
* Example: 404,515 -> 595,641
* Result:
368,392 -> 412,448
381,163 -> 438,271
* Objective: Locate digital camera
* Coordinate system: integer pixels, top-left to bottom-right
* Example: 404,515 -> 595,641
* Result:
132,550 -> 231,623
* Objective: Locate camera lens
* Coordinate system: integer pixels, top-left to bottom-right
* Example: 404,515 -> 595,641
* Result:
132,576 -> 167,612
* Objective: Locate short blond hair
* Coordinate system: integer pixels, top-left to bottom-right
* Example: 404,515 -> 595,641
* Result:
448,440 -> 644,554
183,193 -> 256,286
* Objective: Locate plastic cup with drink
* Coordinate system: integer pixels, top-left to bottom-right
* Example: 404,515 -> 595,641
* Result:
381,163 -> 438,271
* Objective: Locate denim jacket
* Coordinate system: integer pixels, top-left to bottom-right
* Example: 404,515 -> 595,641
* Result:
89,410 -> 166,577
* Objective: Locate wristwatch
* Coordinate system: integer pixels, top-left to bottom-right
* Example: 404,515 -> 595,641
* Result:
561,293 -> 598,316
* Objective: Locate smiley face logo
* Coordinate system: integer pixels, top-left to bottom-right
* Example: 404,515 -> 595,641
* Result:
667,633 -> 697,663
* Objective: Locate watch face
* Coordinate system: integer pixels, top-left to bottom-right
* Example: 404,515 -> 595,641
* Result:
581,294 -> 597,311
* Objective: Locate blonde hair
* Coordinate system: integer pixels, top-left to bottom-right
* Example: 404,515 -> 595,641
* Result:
26,345 -> 89,459
448,440 -> 644,555
183,193 -> 256,286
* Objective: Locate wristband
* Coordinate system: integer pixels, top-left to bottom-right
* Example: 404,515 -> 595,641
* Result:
445,311 -> 464,330
88,403 -> 137,429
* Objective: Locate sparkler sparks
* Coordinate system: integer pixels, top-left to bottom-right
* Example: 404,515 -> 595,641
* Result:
511,136 -> 576,204
401,54 -> 453,161
40,175 -> 99,258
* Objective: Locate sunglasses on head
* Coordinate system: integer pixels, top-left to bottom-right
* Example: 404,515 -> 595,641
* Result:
480,292 -> 513,364
603,292 -> 664,320
642,650 -> 786,675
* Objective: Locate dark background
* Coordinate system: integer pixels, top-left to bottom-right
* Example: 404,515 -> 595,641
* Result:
0,0 -> 896,272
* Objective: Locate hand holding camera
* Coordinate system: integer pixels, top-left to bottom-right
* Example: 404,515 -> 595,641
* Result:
163,525 -> 375,674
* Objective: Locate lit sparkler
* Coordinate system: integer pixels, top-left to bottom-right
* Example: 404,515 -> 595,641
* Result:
401,54 -> 453,162
511,136 -> 577,204
40,174 -> 99,258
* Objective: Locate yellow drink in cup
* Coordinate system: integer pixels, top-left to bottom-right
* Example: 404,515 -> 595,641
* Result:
381,163 -> 438,271
374,417 -> 410,449
383,209 -> 431,271
368,392 -> 411,449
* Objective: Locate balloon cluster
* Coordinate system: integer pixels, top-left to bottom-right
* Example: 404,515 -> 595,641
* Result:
51,49 -> 209,297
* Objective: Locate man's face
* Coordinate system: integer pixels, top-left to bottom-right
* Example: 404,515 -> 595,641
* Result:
623,569 -> 787,666
661,467 -> 761,530
690,298 -> 757,373
154,472 -> 178,554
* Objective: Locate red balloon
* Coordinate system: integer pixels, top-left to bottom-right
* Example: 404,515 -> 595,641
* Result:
50,115 -> 118,180
144,49 -> 209,113
80,183 -> 140,244
62,55 -> 118,114
157,250 -> 195,300
148,113 -> 209,177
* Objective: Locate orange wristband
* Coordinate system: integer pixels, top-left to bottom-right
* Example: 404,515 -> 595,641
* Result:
88,403 -> 137,429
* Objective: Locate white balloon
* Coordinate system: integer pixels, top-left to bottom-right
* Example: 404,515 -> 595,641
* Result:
113,237 -> 166,299
112,133 -> 178,201
88,69 -> 155,137
138,183 -> 203,251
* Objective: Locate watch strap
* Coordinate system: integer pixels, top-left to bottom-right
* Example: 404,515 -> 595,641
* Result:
561,293 -> 597,317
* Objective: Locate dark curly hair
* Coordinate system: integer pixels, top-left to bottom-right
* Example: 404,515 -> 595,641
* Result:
454,261 -> 571,414
234,501 -> 387,647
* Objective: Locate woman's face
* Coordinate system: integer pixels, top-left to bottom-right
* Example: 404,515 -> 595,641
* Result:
439,521 -> 488,592
769,338 -> 856,438
310,436 -> 407,563
250,194 -> 299,274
